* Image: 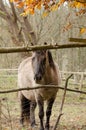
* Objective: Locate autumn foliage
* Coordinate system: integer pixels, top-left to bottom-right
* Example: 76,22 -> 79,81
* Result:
11,0 -> 86,34
11,0 -> 86,16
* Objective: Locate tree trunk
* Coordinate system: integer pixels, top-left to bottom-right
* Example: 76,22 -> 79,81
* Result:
0,0 -> 37,57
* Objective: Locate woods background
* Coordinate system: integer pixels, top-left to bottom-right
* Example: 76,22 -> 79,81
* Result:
0,1 -> 86,130
0,0 -> 86,72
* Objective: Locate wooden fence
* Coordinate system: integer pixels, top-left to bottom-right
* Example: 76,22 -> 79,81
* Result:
0,69 -> 86,130
0,69 -> 86,91
61,71 -> 86,90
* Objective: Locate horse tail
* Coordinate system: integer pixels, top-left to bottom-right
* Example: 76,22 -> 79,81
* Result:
19,92 -> 30,125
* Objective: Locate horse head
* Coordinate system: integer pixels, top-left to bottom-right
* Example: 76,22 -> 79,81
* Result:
32,50 -> 55,83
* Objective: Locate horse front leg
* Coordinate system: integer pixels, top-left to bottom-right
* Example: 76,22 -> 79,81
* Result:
45,98 -> 55,130
30,101 -> 37,128
38,98 -> 44,130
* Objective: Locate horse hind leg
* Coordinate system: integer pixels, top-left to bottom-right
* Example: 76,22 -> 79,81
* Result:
20,93 -> 30,127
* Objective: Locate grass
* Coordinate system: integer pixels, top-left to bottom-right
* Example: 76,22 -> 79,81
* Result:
0,76 -> 86,130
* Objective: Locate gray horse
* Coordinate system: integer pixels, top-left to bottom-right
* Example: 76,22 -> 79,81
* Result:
18,50 -> 61,130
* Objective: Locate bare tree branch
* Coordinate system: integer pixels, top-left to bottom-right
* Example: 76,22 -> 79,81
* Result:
53,74 -> 73,130
0,84 -> 86,94
9,1 -> 17,23
23,17 -> 37,45
69,38 -> 86,43
0,0 -> 11,19
0,10 -> 7,20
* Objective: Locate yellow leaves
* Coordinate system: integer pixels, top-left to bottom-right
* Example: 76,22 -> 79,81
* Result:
10,0 -> 19,2
69,1 -> 86,16
70,1 -> 86,8
80,28 -> 86,34
42,11 -> 49,17
36,2 -> 41,10
10,0 -> 86,16
50,0 -> 65,12
10,0 -> 13,2
21,7 -> 34,16
50,4 -> 58,11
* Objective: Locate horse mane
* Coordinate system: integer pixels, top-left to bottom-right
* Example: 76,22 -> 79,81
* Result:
47,51 -> 55,70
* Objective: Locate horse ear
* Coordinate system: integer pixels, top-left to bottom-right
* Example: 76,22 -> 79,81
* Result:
31,42 -> 34,46
47,51 -> 54,68
43,42 -> 47,53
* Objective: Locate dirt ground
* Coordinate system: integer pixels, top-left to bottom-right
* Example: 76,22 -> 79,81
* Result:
0,89 -> 86,130
0,76 -> 86,130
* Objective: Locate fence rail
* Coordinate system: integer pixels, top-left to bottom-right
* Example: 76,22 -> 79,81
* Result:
0,43 -> 86,53
0,69 -> 86,93
60,71 -> 86,91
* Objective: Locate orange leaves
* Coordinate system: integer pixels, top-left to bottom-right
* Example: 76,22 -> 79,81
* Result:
69,1 -> 86,17
10,0 -> 86,16
16,1 -> 24,8
76,9 -> 86,15
10,0 -> 60,16
63,22 -> 72,32
36,2 -> 41,10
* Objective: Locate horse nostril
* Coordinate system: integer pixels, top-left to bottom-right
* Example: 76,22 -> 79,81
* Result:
34,74 -> 42,81
38,76 -> 42,80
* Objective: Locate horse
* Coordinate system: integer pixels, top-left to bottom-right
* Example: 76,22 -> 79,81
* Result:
18,50 -> 61,130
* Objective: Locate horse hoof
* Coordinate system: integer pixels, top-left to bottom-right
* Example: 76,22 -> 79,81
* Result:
31,125 -> 38,130
40,128 -> 44,130
45,127 -> 49,130
45,129 -> 49,130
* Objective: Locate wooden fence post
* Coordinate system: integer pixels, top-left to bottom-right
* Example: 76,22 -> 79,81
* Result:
79,73 -> 84,98
79,73 -> 84,91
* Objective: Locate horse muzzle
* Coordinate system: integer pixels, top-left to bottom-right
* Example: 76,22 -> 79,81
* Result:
34,74 -> 42,82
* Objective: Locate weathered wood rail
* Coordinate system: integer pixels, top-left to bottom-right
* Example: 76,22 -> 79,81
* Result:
0,69 -> 86,92
0,43 -> 86,53
61,71 -> 86,91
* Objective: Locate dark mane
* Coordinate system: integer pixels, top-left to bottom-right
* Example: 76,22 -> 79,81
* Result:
47,51 -> 55,69
36,50 -> 46,55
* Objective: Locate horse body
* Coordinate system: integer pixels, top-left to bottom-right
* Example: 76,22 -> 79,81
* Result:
18,57 -> 36,101
18,50 -> 61,130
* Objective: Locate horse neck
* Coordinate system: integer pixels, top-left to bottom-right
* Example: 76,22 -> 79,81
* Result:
43,65 -> 58,85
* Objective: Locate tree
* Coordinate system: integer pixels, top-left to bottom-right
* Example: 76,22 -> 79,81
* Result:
0,0 -> 37,57
0,0 -> 86,71
10,0 -> 86,34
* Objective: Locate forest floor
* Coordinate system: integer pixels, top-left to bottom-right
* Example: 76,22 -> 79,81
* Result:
0,76 -> 86,130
